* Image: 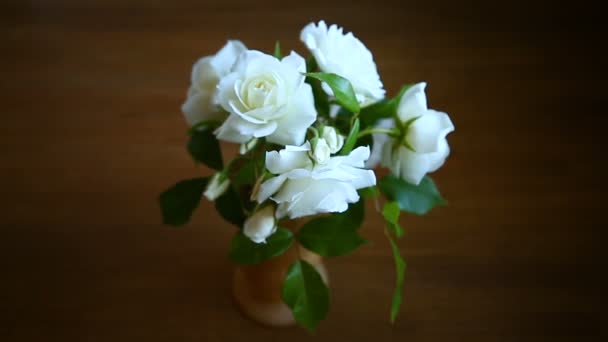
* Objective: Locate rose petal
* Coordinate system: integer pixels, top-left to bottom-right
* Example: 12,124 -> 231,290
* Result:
407,109 -> 454,154
397,82 -> 428,123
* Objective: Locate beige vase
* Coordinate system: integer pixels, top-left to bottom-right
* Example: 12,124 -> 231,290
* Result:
232,242 -> 328,327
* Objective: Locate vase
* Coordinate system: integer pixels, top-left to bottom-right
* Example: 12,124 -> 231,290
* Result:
232,243 -> 328,327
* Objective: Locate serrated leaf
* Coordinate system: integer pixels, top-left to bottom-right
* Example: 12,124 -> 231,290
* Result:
215,185 -> 246,227
273,40 -> 282,59
378,175 -> 446,215
228,228 -> 294,264
339,118 -> 360,155
305,72 -> 360,114
382,201 -> 404,238
297,201 -> 366,257
359,84 -> 413,128
187,127 -> 223,170
282,260 -> 329,332
159,177 -> 208,226
385,231 -> 406,323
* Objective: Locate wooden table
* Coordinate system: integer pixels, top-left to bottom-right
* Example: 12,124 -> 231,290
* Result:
1,1 -> 604,341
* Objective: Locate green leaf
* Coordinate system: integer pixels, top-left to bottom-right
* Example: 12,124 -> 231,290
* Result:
305,72 -> 360,114
187,127 -> 223,170
378,175 -> 446,215
307,78 -> 330,118
359,84 -> 413,128
159,177 -> 208,226
297,201 -> 366,257
214,185 -> 246,227
342,198 -> 365,227
354,131 -> 373,150
382,201 -> 404,238
228,228 -> 294,264
233,157 -> 263,187
385,231 -> 406,323
339,118 -> 360,155
282,260 -> 329,332
306,56 -> 318,73
273,40 -> 282,59
359,186 -> 379,199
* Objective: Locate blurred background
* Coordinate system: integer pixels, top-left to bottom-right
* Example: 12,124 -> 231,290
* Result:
1,0 -> 605,341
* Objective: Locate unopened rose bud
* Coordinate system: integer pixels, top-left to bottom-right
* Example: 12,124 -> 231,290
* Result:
309,138 -> 331,164
321,126 -> 344,153
243,205 -> 277,244
203,173 -> 230,201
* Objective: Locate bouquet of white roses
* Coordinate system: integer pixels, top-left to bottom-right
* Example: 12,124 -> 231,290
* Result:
160,21 -> 454,331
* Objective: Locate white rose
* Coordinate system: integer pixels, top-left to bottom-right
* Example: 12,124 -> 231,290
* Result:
214,50 -> 317,146
256,143 -> 376,219
321,126 -> 344,153
310,138 -> 331,164
370,83 -> 454,185
243,205 -> 277,244
181,40 -> 247,126
300,21 -> 385,105
203,173 -> 230,201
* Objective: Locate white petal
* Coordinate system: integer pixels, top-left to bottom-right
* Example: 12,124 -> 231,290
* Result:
265,147 -> 312,175
268,83 -> 317,145
181,92 -> 226,126
338,167 -> 376,189
215,114 -> 275,143
394,146 -> 431,186
283,180 -> 359,219
281,51 -> 306,74
397,82 -> 428,123
273,178 -> 311,204
365,118 -> 394,168
190,56 -> 216,86
256,175 -> 287,203
210,40 -> 247,76
216,73 -> 241,113
328,146 -> 370,169
427,137 -> 451,173
315,188 -> 351,214
228,49 -> 266,76
407,110 -> 454,153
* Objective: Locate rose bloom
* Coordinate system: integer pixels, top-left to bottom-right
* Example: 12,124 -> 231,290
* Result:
368,83 -> 455,185
256,143 -> 376,219
300,21 -> 385,105
215,50 -> 317,146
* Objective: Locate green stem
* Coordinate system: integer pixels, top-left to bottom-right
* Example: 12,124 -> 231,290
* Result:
357,128 -> 399,139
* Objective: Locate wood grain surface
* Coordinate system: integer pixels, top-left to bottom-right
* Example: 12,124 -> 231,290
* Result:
1,0 -> 605,341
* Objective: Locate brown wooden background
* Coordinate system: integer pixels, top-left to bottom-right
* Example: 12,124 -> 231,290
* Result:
1,0 -> 605,341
